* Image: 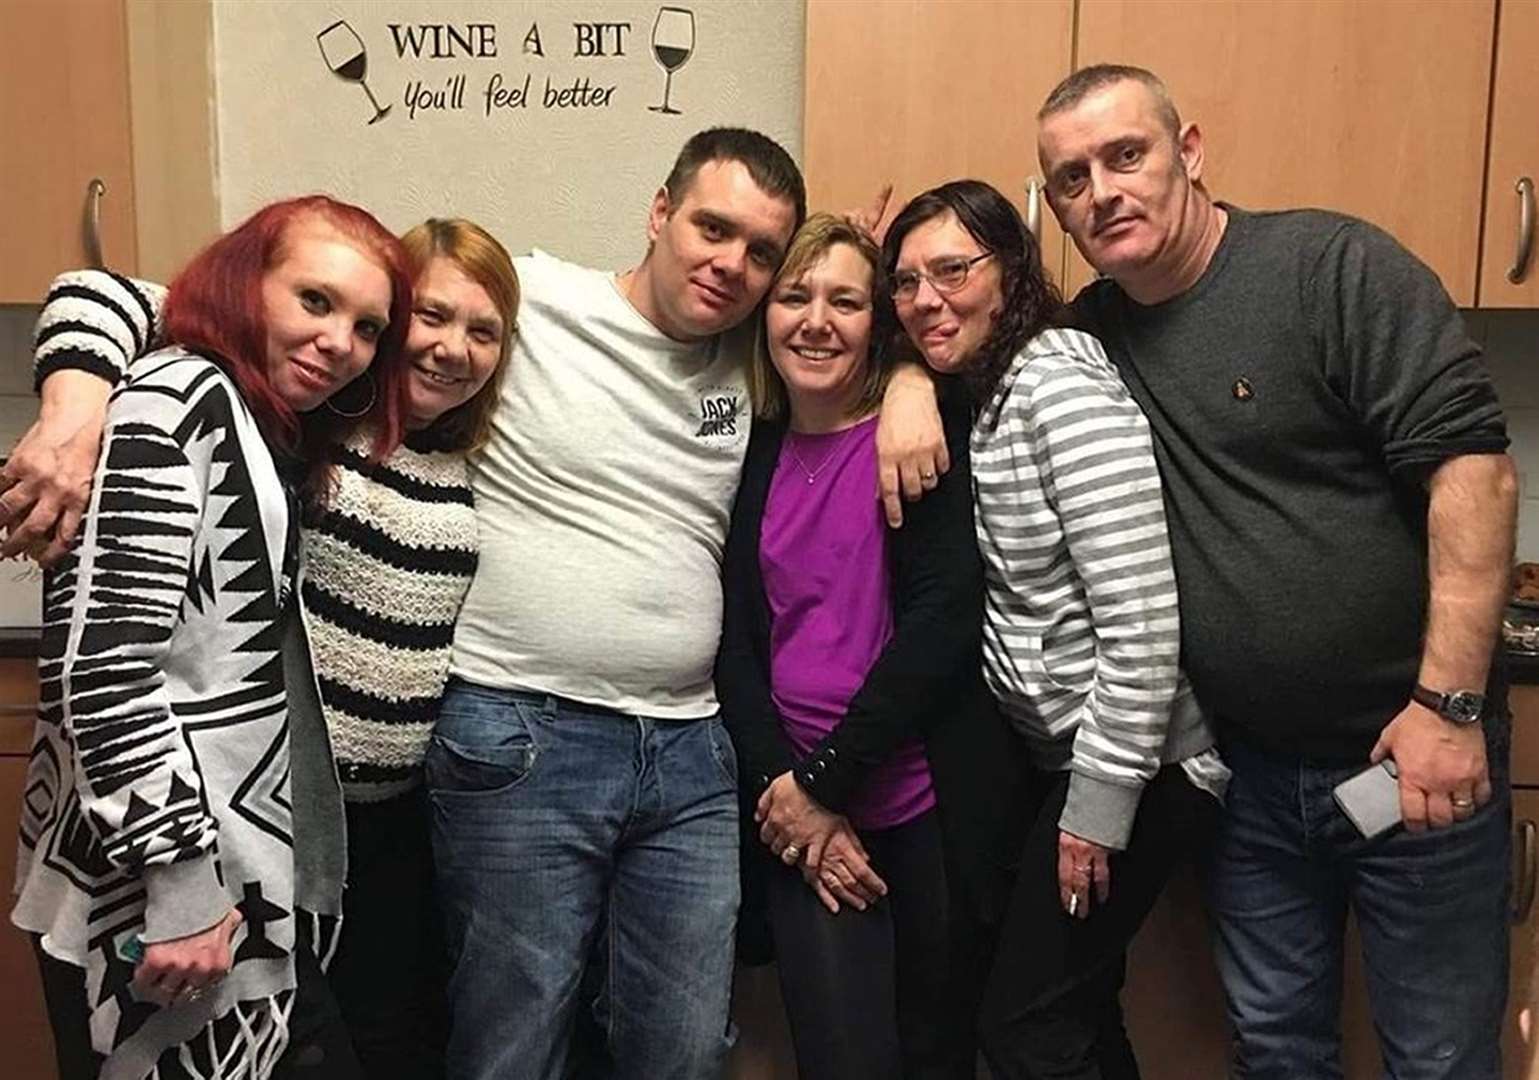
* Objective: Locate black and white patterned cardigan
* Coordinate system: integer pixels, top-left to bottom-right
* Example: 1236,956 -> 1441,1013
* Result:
12,347 -> 346,1079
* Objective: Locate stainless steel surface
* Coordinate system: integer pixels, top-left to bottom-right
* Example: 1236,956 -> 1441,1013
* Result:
1514,818 -> 1537,924
1025,176 -> 1043,243
85,178 -> 107,269
1511,176 -> 1535,286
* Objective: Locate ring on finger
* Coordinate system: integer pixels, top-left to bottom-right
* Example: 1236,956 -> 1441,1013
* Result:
781,844 -> 801,863
1451,795 -> 1475,810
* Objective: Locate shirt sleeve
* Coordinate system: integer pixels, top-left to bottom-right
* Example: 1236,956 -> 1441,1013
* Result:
50,372 -> 227,943
34,269 -> 168,390
1308,219 -> 1507,479
1020,343 -> 1181,850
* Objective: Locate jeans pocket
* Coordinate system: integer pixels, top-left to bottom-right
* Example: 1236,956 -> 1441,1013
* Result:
427,696 -> 539,797
706,716 -> 739,789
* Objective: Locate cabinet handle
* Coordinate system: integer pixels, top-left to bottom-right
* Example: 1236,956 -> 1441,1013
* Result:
0,704 -> 33,718
85,178 -> 107,269
1025,177 -> 1044,244
1511,177 -> 1535,285
1514,819 -> 1537,924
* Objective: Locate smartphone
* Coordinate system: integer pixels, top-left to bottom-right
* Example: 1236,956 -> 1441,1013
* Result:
1332,759 -> 1402,839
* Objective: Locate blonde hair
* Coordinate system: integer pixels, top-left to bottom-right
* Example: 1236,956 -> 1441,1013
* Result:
399,218 -> 520,451
748,213 -> 889,421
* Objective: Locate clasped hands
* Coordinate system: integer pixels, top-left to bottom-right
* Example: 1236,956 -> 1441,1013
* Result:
757,771 -> 887,915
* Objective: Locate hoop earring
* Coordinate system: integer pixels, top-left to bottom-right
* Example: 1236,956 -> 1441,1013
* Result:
325,371 -> 376,419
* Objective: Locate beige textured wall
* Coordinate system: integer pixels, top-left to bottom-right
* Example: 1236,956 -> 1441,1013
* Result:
212,0 -> 804,269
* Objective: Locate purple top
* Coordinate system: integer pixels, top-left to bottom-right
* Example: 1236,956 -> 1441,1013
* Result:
760,416 -> 936,831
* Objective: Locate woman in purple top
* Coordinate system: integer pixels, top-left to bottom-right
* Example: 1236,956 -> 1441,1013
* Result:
716,214 -> 1018,1078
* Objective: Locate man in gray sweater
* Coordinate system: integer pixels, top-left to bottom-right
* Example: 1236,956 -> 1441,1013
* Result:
1037,64 -> 1516,1078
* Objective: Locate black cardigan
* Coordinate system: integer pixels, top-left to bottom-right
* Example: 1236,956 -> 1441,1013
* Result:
716,389 -> 985,808
716,389 -> 1029,959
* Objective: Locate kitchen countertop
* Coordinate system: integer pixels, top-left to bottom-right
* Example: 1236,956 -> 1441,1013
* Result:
0,627 -> 39,658
0,627 -> 1533,679
1508,650 -> 1539,686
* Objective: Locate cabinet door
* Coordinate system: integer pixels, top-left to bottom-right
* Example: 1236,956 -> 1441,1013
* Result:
1478,0 -> 1539,308
1122,866 -> 1230,1078
1512,790 -> 1539,1080
0,752 -> 56,1080
0,0 -> 137,303
1070,0 -> 1494,304
803,0 -> 1074,284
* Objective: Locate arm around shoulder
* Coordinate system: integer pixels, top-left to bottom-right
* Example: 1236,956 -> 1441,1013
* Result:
797,390 -> 982,811
2,269 -> 166,562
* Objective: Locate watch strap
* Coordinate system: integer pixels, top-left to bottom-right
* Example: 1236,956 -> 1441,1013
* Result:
1410,684 -> 1447,714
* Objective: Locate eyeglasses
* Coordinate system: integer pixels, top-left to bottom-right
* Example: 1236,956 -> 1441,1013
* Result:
891,252 -> 994,302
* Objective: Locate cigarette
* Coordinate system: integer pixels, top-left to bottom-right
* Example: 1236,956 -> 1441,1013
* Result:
1068,893 -> 1079,917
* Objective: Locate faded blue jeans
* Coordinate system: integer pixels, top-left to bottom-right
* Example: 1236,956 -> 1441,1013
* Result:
1207,726 -> 1511,1079
426,681 -> 740,1080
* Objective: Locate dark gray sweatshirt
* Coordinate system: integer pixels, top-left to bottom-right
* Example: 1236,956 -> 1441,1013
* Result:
1074,205 -> 1509,761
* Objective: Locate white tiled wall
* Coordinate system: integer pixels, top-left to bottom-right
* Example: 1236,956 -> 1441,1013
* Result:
0,305 -> 40,454
1472,309 -> 1539,561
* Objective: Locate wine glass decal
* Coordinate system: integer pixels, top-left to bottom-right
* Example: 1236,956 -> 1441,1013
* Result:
649,7 -> 695,115
317,20 -> 391,126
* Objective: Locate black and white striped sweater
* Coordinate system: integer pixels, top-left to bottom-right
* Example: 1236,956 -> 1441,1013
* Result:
35,270 -> 479,802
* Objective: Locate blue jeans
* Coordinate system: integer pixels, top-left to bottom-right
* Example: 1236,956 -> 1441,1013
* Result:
1207,731 -> 1511,1079
426,682 -> 740,1080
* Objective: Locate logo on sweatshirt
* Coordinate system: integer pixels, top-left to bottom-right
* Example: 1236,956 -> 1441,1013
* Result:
695,388 -> 742,440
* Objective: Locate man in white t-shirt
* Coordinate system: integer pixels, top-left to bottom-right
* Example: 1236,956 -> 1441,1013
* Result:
431,129 -> 803,1080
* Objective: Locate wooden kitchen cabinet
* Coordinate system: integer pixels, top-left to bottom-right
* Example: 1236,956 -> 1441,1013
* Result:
1479,0 -> 1539,308
0,657 -> 52,1080
1069,0 -> 1496,304
803,0 -> 1074,283
0,0 -> 217,303
0,0 -> 138,303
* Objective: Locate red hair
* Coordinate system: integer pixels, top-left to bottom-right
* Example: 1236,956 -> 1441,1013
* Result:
161,195 -> 413,480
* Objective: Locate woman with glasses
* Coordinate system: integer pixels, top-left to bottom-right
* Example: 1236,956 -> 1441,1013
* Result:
883,180 -> 1227,1080
715,213 -> 1017,1078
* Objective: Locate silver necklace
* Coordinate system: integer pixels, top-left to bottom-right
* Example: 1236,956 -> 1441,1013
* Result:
787,444 -> 834,484
785,427 -> 854,484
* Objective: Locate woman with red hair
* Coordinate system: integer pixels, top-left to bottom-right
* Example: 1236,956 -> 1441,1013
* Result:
12,195 -> 411,1080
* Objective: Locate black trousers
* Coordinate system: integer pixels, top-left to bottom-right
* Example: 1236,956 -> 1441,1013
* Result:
765,809 -> 973,1080
976,765 -> 1221,1080
330,786 -> 447,1080
34,921 -> 360,1080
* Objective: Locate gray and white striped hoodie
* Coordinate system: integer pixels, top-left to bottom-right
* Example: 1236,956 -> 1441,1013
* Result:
971,326 -> 1227,849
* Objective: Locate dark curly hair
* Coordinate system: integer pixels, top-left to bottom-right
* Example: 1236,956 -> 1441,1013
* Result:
881,180 -> 1068,402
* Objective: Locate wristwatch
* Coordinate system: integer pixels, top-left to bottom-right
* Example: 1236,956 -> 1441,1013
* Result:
1410,683 -> 1486,726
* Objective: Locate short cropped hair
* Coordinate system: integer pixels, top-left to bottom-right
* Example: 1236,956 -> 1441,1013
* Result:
399,218 -> 520,452
663,127 -> 807,231
1039,64 -> 1183,143
749,213 -> 887,421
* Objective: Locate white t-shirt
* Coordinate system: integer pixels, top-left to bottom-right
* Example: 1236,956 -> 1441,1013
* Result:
450,250 -> 753,717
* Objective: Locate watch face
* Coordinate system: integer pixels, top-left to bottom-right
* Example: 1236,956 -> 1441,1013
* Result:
1447,691 -> 1485,725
